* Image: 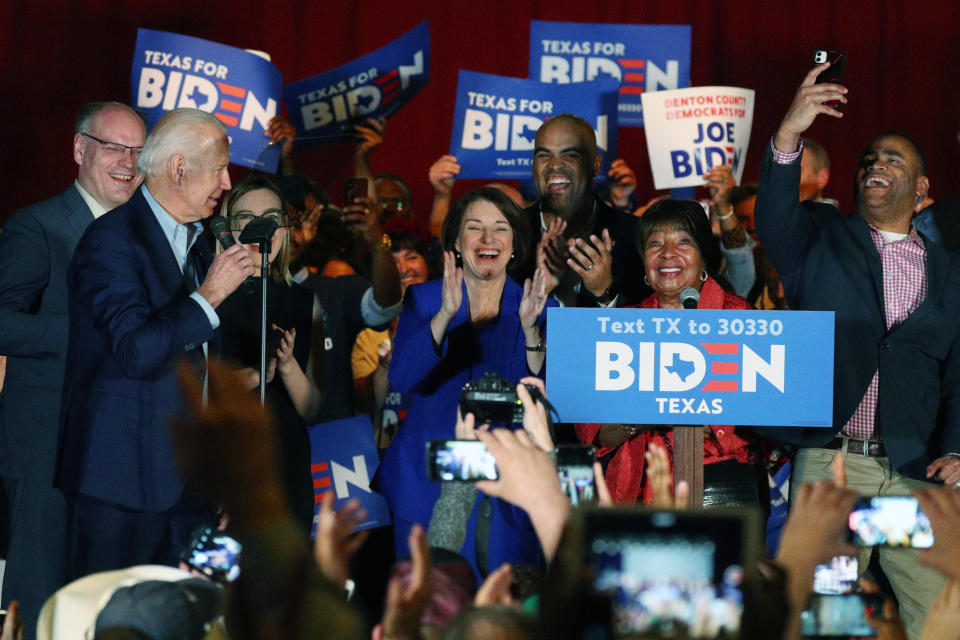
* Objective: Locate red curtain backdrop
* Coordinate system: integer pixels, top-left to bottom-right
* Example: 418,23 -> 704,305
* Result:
2,0 -> 959,223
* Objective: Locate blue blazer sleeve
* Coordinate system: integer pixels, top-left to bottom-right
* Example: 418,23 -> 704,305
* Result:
69,225 -> 215,380
388,280 -> 463,394
755,146 -> 822,287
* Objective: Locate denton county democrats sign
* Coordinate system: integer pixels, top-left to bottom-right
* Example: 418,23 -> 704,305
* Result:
529,21 -> 690,127
642,86 -> 755,190
132,29 -> 282,172
449,70 -> 619,180
546,308 -> 834,427
308,415 -> 391,535
284,21 -> 430,149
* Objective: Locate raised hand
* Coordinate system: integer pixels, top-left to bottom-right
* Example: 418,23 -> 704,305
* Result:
518,265 -> 549,331
313,494 -> 369,590
536,217 -> 567,292
607,158 -> 637,208
428,154 -> 460,198
439,250 -> 463,319
703,164 -> 736,211
775,62 -> 847,153
567,229 -> 614,298
264,115 -> 296,159
354,116 -> 386,157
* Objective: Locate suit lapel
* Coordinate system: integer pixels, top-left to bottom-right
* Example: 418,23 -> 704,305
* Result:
129,189 -> 185,301
844,214 -> 886,326
62,184 -> 95,240
895,240 -> 948,331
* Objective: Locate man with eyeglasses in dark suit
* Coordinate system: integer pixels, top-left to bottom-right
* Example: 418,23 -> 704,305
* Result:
0,101 -> 146,639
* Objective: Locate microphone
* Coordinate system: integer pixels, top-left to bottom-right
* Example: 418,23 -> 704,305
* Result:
209,216 -> 236,250
680,287 -> 700,309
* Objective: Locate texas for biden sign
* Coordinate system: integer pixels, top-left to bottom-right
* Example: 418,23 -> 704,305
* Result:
546,308 -> 834,426
449,70 -> 618,180
131,29 -> 282,172
529,21 -> 691,127
283,21 -> 429,149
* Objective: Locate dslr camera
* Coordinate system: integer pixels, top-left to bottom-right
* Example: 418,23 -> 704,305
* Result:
459,373 -> 542,424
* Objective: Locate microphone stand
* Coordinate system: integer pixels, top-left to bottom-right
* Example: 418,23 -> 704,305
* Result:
239,218 -> 278,407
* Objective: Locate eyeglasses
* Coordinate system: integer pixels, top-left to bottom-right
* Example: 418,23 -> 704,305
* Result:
80,132 -> 143,158
229,211 -> 292,231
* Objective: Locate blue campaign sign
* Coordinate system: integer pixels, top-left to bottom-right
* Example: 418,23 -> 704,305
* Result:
529,21 -> 691,127
283,21 -> 430,149
545,308 -> 834,427
131,29 -> 282,172
449,69 -> 619,180
307,415 -> 391,534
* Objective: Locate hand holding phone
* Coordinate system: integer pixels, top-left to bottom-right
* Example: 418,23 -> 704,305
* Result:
813,49 -> 847,108
181,526 -> 243,583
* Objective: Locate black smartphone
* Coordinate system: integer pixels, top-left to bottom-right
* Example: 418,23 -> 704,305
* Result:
571,506 -> 761,639
265,325 -> 285,356
426,439 -> 498,482
554,444 -> 596,506
848,495 -> 933,548
345,177 -> 368,206
180,526 -> 243,583
801,593 -> 883,637
813,555 -> 858,595
813,49 -> 846,108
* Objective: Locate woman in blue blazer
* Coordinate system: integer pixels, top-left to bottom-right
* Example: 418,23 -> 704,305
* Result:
376,186 -> 554,578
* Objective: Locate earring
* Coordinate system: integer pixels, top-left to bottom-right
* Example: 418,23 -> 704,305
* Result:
511,253 -> 515,260
644,274 -> 650,285
700,270 -> 708,283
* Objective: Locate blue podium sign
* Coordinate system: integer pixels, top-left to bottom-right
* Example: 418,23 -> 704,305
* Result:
545,308 -> 834,426
307,415 -> 391,534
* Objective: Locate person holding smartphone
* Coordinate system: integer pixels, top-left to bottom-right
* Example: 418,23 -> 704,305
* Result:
755,59 -> 960,638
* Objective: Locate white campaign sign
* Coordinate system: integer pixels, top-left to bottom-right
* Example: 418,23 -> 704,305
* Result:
641,86 -> 755,189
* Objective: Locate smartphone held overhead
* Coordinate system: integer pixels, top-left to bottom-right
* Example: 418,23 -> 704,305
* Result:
813,49 -> 846,108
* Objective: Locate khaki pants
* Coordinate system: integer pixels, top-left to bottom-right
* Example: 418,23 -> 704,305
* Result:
792,446 -> 945,640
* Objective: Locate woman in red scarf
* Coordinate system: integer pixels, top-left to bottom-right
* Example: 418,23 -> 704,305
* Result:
576,198 -> 764,507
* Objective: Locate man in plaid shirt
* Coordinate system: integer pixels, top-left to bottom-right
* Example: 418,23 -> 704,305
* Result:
755,62 -> 960,638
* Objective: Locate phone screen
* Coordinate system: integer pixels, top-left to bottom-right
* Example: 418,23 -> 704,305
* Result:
585,510 -> 752,639
848,496 -> 933,548
426,440 -> 498,482
345,177 -> 368,206
182,527 -> 242,583
813,555 -> 858,595
802,593 -> 883,637
555,445 -> 596,506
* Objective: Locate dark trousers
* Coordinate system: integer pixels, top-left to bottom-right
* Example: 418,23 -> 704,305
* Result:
1,477 -> 69,640
65,490 -> 215,582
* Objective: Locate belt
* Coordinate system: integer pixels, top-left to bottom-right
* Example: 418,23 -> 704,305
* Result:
824,436 -> 886,457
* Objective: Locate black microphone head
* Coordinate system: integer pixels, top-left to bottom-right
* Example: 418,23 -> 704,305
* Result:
680,287 -> 700,309
238,216 -> 279,245
209,216 -> 236,249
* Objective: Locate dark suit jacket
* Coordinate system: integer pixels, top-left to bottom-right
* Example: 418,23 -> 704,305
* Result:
56,187 -> 215,511
0,185 -> 93,484
755,147 -> 960,479
516,198 -> 651,306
